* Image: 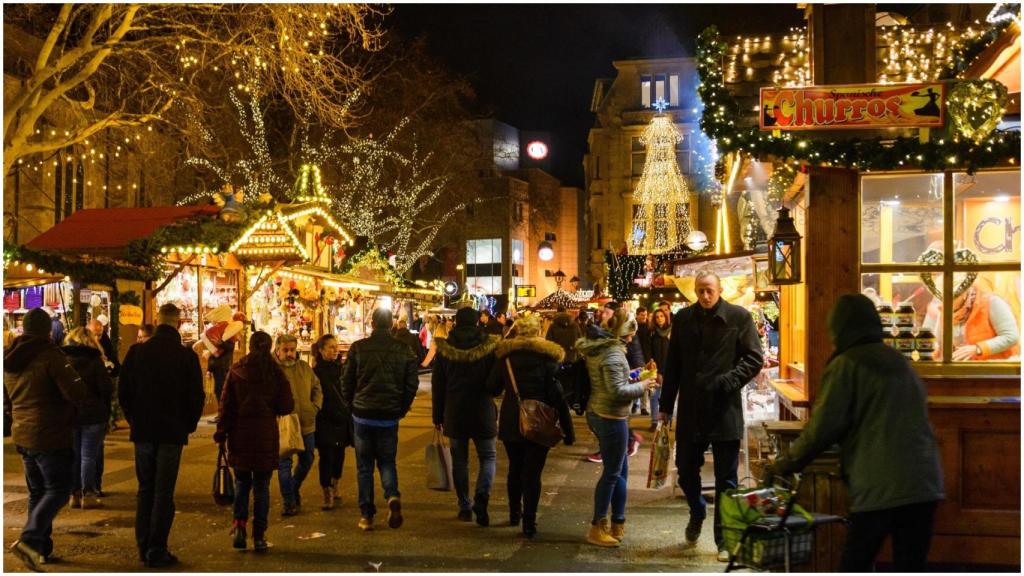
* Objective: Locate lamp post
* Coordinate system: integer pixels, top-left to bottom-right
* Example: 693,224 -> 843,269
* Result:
768,207 -> 802,285
554,270 -> 566,290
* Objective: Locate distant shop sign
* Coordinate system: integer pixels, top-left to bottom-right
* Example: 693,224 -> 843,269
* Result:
760,82 -> 945,130
515,285 -> 537,298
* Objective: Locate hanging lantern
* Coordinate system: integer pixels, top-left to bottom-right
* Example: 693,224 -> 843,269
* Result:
768,207 -> 801,285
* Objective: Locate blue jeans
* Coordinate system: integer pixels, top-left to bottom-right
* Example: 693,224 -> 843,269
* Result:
676,439 -> 740,549
449,436 -> 497,511
17,446 -> 73,556
233,469 -> 272,535
586,411 -> 630,524
277,432 -> 315,506
649,387 -> 662,424
353,422 -> 400,518
133,442 -> 183,558
72,423 -> 107,494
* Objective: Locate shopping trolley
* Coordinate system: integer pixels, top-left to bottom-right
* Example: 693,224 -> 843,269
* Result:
722,473 -> 844,572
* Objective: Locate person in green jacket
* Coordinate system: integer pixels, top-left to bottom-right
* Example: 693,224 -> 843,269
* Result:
773,294 -> 944,572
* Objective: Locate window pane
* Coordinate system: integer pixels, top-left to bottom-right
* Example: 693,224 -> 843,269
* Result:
954,172 -> 1020,264
490,238 -> 502,264
862,272 -> 942,362
632,152 -> 646,177
949,271 -> 1020,363
632,137 -> 645,151
511,239 -> 524,265
655,75 -> 666,102
861,174 -> 944,264
641,76 -> 651,108
669,74 -> 680,106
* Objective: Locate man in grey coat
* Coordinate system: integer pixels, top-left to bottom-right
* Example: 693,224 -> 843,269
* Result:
773,294 -> 943,571
659,271 -> 763,561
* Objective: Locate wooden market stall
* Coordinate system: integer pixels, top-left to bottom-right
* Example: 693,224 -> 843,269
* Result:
693,5 -> 1021,569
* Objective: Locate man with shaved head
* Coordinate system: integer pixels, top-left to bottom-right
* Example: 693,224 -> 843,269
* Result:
659,270 -> 764,562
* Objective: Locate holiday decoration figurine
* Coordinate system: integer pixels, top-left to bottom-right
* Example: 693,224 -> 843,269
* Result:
214,184 -> 245,223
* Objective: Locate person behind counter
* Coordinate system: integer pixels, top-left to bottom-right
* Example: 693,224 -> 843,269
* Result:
923,276 -> 1019,361
771,294 -> 944,572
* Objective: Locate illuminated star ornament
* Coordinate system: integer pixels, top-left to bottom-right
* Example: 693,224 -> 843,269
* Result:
652,98 -> 670,113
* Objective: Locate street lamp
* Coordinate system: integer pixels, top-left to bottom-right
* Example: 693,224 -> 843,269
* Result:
768,207 -> 802,285
554,270 -> 566,289
538,241 -> 554,262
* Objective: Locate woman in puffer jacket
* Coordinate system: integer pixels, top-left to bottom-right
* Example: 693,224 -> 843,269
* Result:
576,309 -> 653,547
62,327 -> 114,509
488,315 -> 575,538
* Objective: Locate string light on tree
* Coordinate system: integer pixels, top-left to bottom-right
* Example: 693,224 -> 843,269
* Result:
631,107 -> 693,254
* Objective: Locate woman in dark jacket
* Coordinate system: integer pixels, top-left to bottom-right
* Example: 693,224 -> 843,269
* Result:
647,308 -> 672,431
214,331 -> 294,552
62,328 -> 114,509
487,315 -> 574,538
312,334 -> 353,511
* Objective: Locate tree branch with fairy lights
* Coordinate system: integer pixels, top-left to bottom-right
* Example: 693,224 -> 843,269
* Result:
696,25 -> 1020,174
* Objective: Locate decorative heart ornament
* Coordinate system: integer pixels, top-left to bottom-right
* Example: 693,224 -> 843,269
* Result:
947,80 -> 1008,143
917,248 -> 979,299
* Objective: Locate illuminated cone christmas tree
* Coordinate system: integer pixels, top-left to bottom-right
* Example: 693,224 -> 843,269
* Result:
631,101 -> 692,254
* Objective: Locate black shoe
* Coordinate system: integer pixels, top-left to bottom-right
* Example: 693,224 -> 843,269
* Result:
138,549 -> 148,563
640,408 -> 650,416
386,497 -> 403,529
282,503 -> 298,517
472,494 -> 489,527
253,534 -> 269,553
11,539 -> 45,572
232,525 -> 247,550
146,551 -> 179,568
685,514 -> 704,545
457,509 -> 473,522
509,511 -> 521,527
522,515 -> 537,539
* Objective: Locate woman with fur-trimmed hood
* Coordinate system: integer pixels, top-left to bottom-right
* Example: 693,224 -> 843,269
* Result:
487,315 -> 575,538
432,307 -> 501,526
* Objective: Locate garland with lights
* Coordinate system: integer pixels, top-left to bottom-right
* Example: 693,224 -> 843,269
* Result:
696,26 -> 1021,174
939,5 -> 1020,79
3,245 -> 163,285
336,245 -> 406,290
126,212 -> 251,264
604,251 -> 685,302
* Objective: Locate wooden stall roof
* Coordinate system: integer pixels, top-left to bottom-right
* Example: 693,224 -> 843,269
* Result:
26,206 -> 221,258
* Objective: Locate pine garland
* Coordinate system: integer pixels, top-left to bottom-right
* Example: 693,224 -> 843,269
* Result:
696,26 -> 1021,174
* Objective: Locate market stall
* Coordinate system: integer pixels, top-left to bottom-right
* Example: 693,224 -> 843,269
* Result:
692,8 -> 1021,568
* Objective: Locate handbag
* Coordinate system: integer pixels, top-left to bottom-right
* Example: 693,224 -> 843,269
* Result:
506,359 -> 563,448
212,445 -> 235,506
424,429 -> 454,491
278,412 -> 303,459
646,421 -> 672,489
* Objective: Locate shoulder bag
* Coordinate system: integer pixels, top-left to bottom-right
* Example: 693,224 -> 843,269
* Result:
505,359 -> 563,448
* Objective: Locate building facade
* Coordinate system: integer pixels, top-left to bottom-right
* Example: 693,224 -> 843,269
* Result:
583,57 -> 704,289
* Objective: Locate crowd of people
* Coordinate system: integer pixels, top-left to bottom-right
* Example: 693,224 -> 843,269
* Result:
3,269 -> 945,572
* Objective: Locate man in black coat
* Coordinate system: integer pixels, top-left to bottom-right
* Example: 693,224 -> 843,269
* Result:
432,307 -> 500,526
118,304 -> 204,568
659,271 -> 763,561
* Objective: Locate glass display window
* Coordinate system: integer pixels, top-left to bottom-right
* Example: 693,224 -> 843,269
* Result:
861,173 -> 944,264
155,266 -> 200,343
859,170 -> 1020,367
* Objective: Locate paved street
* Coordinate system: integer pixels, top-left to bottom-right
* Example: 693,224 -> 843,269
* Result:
3,375 -> 724,572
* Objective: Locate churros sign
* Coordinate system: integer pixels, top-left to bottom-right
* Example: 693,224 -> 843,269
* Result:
760,83 -> 946,130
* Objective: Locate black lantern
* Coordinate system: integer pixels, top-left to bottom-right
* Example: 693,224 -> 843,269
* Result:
768,207 -> 801,285
554,270 -> 566,289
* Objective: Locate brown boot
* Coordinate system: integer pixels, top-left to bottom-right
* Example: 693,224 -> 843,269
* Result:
586,518 -> 620,547
69,491 -> 82,509
610,519 -> 625,541
321,486 -> 335,510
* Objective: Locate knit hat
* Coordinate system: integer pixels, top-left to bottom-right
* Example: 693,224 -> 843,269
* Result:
23,308 -> 52,338
455,306 -> 479,328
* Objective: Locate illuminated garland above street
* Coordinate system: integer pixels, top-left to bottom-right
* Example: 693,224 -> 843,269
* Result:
696,26 -> 1021,174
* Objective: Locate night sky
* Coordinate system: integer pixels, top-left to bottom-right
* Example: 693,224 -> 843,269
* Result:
389,4 -> 810,186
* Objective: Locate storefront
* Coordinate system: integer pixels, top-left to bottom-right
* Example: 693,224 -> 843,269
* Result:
152,252 -> 244,346
695,8 -> 1021,567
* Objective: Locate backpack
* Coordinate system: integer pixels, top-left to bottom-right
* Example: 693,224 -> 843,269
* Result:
558,358 -> 591,416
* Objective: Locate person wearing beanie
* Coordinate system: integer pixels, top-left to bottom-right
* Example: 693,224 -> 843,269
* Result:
4,307 -> 86,570
487,314 -> 574,538
771,294 -> 944,571
342,307 -> 419,532
576,308 -> 652,547
659,270 -> 764,562
432,306 -> 501,526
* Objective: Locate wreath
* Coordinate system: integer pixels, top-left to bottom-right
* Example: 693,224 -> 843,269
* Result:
917,248 -> 979,299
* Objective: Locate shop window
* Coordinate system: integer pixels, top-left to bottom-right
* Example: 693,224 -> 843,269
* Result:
631,137 -> 646,177
859,171 -> 1021,365
467,238 -> 502,295
861,174 -> 944,264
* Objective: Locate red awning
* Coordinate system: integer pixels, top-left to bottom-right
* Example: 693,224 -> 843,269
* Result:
26,206 -> 221,257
